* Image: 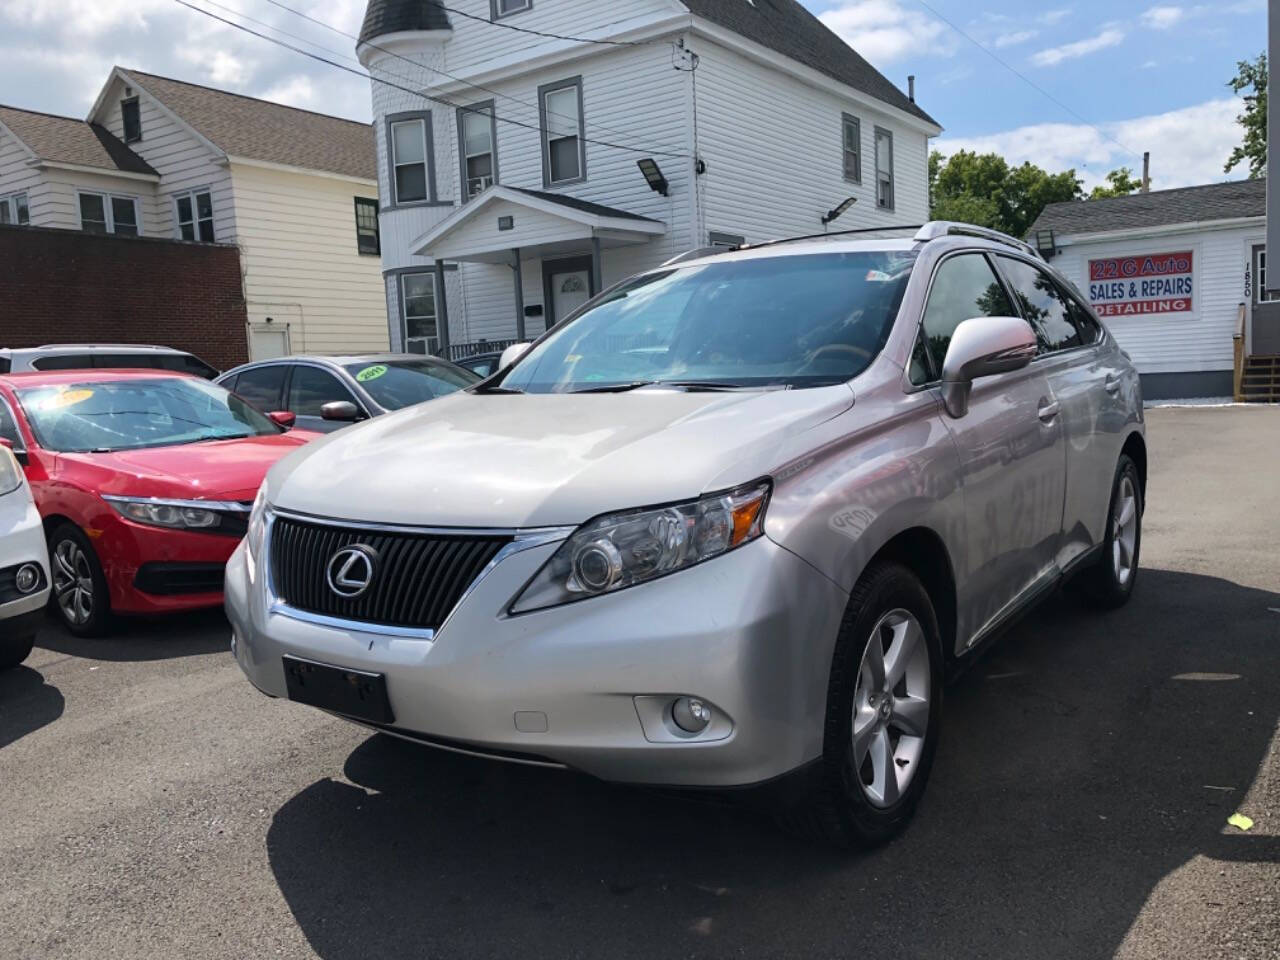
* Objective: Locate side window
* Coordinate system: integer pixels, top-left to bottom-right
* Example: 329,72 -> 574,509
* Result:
0,399 -> 22,449
32,354 -> 96,371
287,366 -> 359,418
911,254 -> 1015,384
233,365 -> 287,413
1062,291 -> 1103,345
997,256 -> 1083,354
159,354 -> 220,379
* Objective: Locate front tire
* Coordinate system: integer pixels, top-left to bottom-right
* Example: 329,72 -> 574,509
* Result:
47,523 -> 112,637
780,562 -> 942,849
1077,454 -> 1142,609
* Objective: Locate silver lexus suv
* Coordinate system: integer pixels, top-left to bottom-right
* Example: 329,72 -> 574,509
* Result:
226,222 -> 1145,847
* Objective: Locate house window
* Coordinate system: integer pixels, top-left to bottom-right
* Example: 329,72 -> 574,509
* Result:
122,97 -> 142,143
540,78 -> 585,187
874,127 -> 894,210
491,0 -> 532,18
78,192 -> 140,236
401,273 -> 440,354
842,114 -> 861,183
458,101 -> 497,200
390,115 -> 432,205
0,192 -> 29,226
1253,245 -> 1280,304
174,189 -> 215,242
354,197 -> 380,255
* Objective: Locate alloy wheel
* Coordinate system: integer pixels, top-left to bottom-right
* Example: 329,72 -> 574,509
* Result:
851,608 -> 931,808
53,538 -> 95,627
1112,475 -> 1138,586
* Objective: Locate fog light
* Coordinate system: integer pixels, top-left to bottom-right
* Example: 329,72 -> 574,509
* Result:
15,563 -> 40,595
672,697 -> 712,733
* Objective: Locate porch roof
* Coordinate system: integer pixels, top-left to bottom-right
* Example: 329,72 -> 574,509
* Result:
410,185 -> 666,264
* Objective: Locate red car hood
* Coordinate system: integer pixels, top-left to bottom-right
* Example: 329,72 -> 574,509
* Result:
57,431 -> 318,502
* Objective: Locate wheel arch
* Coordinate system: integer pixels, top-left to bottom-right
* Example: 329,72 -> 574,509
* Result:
863,526 -> 957,662
1120,430 -> 1147,506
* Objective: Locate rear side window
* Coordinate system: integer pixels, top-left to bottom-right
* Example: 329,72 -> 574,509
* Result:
32,354 -> 96,371
94,353 -> 169,370
997,256 -> 1084,355
287,366 -> 359,417
233,365 -> 287,413
1062,292 -> 1103,344
911,253 -> 1015,384
159,353 -> 220,379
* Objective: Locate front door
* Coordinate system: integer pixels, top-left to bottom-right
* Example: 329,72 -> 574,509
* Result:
543,255 -> 595,328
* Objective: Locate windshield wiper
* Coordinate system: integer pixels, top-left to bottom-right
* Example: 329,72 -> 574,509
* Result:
473,383 -> 524,395
571,381 -> 658,394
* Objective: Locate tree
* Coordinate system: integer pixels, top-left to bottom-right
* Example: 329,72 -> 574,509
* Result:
929,150 -> 1082,238
1225,53 -> 1267,178
1090,167 -> 1143,199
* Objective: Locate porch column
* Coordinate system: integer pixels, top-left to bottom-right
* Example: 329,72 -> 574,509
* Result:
590,235 -> 603,295
511,248 -> 526,341
434,259 -> 450,354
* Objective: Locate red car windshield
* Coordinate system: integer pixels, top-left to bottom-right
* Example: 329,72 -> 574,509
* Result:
16,378 -> 280,453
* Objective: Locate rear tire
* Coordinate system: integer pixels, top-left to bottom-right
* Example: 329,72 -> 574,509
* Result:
779,562 -> 942,849
47,523 -> 112,637
1077,454 -> 1142,609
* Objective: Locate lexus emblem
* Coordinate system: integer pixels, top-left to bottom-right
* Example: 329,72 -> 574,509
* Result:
326,545 -> 378,599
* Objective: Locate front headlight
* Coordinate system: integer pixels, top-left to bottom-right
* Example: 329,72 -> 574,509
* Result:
0,447 -> 23,497
104,496 -> 230,530
511,480 -> 770,614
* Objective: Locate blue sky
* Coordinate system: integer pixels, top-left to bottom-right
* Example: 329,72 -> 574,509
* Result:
0,0 -> 1265,190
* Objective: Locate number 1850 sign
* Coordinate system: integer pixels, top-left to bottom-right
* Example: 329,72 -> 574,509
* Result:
1088,251 -> 1194,317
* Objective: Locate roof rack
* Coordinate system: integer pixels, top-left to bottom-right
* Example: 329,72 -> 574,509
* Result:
913,222 -> 1042,260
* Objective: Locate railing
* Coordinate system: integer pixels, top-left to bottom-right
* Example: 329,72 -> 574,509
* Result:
447,339 -> 519,362
1233,301 -> 1246,402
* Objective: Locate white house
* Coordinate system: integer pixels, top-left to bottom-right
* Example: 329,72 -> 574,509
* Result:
0,69 -> 388,359
356,0 -> 941,357
1028,179 -> 1277,400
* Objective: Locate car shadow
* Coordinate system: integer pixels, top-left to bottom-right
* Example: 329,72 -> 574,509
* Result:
0,665 -> 65,750
265,568 -> 1279,959
33,607 -> 231,662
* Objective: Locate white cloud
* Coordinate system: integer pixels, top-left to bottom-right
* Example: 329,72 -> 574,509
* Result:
1141,6 -> 1185,29
993,29 -> 1038,48
934,97 -> 1245,191
819,0 -> 958,67
1030,27 -> 1125,67
1039,8 -> 1073,25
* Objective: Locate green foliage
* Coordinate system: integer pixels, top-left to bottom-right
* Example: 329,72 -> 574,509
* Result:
1225,53 -> 1267,178
1090,167 -> 1143,199
928,149 -> 1083,238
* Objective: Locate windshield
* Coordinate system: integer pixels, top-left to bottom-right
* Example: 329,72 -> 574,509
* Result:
498,251 -> 917,394
17,378 -> 281,453
344,360 -> 479,410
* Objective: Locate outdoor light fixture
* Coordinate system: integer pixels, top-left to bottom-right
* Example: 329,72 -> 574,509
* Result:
637,158 -> 669,197
822,197 -> 857,226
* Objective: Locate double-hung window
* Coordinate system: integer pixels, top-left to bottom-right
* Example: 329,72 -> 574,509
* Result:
458,102 -> 497,200
491,0 -> 532,18
540,78 -> 585,187
78,192 -> 140,236
842,114 -> 861,183
401,273 -> 441,354
174,189 -> 214,242
874,127 -> 894,210
354,197 -> 380,255
390,115 -> 432,204
0,192 -> 29,226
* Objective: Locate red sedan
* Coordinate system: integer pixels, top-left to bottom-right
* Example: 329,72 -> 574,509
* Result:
0,370 -> 318,636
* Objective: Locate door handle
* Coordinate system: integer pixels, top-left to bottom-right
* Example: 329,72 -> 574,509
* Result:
1104,374 -> 1122,394
1037,401 -> 1060,423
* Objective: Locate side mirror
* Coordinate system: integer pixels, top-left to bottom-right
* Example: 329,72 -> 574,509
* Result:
269,411 -> 297,429
0,436 -> 28,466
321,401 -> 363,423
940,316 -> 1039,418
499,342 -> 533,370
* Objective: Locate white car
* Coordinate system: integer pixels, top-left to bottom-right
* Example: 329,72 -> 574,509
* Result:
0,441 -> 50,668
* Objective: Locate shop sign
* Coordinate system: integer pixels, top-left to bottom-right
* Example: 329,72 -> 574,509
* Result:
1087,251 -> 1194,317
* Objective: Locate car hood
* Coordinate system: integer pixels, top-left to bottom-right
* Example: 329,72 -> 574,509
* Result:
59,432 -> 317,502
271,387 -> 855,528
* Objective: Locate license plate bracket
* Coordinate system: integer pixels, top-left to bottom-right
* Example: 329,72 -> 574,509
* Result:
282,655 -> 395,724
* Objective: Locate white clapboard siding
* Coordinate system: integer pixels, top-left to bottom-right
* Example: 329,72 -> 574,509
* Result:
229,162 -> 388,355
1054,223 -> 1262,374
99,75 -> 237,243
691,36 -> 929,244
27,171 -> 164,236
0,126 -> 54,225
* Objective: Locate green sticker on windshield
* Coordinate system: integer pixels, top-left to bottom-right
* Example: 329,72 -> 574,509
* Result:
356,365 -> 388,383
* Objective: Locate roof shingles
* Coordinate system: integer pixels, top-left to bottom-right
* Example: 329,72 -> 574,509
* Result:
0,105 -> 156,176
1028,179 -> 1266,239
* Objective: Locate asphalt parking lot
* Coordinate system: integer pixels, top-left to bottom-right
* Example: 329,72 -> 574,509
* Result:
2,406 -> 1277,960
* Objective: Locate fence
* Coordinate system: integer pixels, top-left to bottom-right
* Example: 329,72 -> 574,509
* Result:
446,339 -> 520,361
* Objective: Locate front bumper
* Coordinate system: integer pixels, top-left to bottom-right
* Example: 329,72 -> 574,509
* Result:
226,524 -> 849,787
92,515 -> 240,615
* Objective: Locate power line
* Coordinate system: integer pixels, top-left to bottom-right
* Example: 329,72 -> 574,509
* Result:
255,0 -> 689,155
169,0 -> 694,160
910,0 -> 1142,163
